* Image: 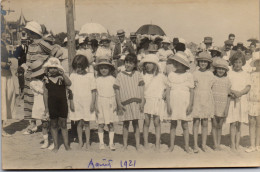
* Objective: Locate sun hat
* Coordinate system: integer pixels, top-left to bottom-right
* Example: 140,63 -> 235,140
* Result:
203,37 -> 213,43
117,29 -> 125,37
224,40 -> 233,45
250,54 -> 260,67
94,57 -> 115,71
30,59 -> 46,78
43,57 -> 64,72
130,32 -> 137,38
139,54 -> 160,69
212,57 -> 229,71
168,51 -> 190,68
209,46 -> 221,53
99,35 -> 110,44
196,51 -> 213,62
162,37 -> 171,44
25,21 -> 43,37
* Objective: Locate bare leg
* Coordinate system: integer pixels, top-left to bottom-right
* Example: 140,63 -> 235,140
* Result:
59,117 -> 71,151
230,122 -> 236,151
50,118 -> 59,152
235,122 -> 241,150
143,114 -> 151,149
41,120 -> 49,135
77,120 -> 84,148
211,117 -> 218,149
108,123 -> 115,150
248,116 -> 256,148
182,120 -> 191,153
256,116 -> 260,147
217,118 -> 224,149
153,116 -> 161,151
193,118 -> 200,152
132,119 -> 140,151
201,118 -> 208,151
169,120 -> 177,151
84,121 -> 90,150
123,121 -> 130,150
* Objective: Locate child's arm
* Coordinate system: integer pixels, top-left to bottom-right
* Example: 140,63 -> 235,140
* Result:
139,85 -> 145,113
59,69 -> 72,86
166,85 -> 172,115
231,85 -> 251,98
43,83 -> 49,117
115,89 -> 125,115
90,90 -> 96,113
186,88 -> 194,116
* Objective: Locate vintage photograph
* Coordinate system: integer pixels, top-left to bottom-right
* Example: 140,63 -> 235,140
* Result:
1,0 -> 260,169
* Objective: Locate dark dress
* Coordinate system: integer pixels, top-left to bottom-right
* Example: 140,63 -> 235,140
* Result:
45,76 -> 68,119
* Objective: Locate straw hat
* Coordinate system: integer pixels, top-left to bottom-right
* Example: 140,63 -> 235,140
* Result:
130,32 -> 137,38
196,51 -> 213,62
203,37 -> 213,43
212,57 -> 229,71
168,52 -> 190,68
250,55 -> 260,67
117,29 -> 125,37
25,21 -> 43,37
139,54 -> 160,69
99,35 -> 110,43
94,58 -> 115,71
43,57 -> 64,71
30,59 -> 46,78
209,46 -> 221,54
162,37 -> 171,44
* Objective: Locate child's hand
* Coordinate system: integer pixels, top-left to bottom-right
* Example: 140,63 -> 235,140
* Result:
95,104 -> 99,114
90,103 -> 95,113
167,104 -> 172,116
117,104 -> 125,115
186,104 -> 193,116
139,102 -> 145,113
70,101 -> 75,112
231,90 -> 242,98
162,91 -> 166,101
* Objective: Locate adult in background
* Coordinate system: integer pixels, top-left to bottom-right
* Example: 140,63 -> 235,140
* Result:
228,33 -> 235,45
129,32 -> 137,53
22,21 -> 63,134
203,37 -> 213,52
96,35 -> 113,61
221,40 -> 235,63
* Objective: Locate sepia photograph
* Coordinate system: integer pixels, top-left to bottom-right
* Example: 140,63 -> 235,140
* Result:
1,0 -> 260,169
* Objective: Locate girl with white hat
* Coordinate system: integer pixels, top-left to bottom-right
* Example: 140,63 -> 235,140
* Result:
157,37 -> 173,74
139,54 -> 167,151
43,57 -> 72,152
165,52 -> 194,153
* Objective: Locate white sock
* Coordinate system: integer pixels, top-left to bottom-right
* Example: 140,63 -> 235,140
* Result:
109,132 -> 114,145
98,132 -> 104,144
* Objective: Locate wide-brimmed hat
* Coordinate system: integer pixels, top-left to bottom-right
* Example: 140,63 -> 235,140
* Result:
212,57 -> 229,71
30,59 -> 46,78
94,57 -> 115,71
25,21 -> 43,37
203,37 -> 213,44
117,29 -> 125,37
196,51 -> 213,62
224,40 -> 233,45
209,46 -> 221,53
162,37 -> 171,44
168,52 -> 190,68
233,42 -> 247,51
43,34 -> 55,43
139,54 -> 160,69
250,55 -> 260,67
43,57 -> 64,71
99,35 -> 111,44
130,32 -> 137,38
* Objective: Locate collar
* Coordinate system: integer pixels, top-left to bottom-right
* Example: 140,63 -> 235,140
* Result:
122,70 -> 135,76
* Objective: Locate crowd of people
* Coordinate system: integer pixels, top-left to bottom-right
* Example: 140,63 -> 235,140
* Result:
1,20 -> 260,154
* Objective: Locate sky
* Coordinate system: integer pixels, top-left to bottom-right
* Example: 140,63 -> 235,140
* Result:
2,0 -> 259,46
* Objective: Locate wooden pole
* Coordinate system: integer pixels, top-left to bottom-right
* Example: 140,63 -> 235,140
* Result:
65,0 -> 76,74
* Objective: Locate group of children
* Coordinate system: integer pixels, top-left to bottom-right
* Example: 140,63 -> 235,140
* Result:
28,49 -> 260,154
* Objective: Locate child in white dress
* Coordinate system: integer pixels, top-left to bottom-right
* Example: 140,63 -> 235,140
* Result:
226,52 -> 251,151
166,52 -> 194,153
140,54 -> 167,151
30,59 -> 49,149
94,58 -> 118,151
246,56 -> 260,153
192,51 -> 215,153
69,55 -> 96,150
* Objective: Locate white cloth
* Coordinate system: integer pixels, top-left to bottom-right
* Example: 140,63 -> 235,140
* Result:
248,72 -> 260,116
95,47 -> 112,61
30,80 -> 45,119
166,72 -> 194,121
143,73 -> 167,119
226,70 -> 250,123
69,73 -> 96,121
96,76 -> 118,124
243,58 -> 254,73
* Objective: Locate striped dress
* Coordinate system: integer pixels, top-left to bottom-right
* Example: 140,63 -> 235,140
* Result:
114,70 -> 144,121
24,39 -> 54,120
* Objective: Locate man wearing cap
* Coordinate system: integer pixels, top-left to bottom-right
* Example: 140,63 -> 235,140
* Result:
203,37 -> 213,51
130,32 -> 137,53
113,29 -> 135,68
221,40 -> 235,62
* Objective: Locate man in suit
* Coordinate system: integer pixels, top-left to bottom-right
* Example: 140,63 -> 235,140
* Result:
130,32 -> 137,53
113,29 -> 135,68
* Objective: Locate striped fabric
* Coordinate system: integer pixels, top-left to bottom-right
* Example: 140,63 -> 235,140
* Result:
114,70 -> 144,121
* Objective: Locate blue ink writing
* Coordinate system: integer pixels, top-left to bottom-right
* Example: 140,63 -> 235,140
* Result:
88,158 -> 113,168
120,160 -> 136,168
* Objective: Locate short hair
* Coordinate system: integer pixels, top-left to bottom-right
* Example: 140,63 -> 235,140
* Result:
229,33 -> 235,38
229,51 -> 246,66
175,43 -> 186,52
197,60 -> 211,69
142,62 -> 159,76
213,68 -> 227,77
124,53 -> 138,70
96,64 -> 114,77
72,54 -> 89,70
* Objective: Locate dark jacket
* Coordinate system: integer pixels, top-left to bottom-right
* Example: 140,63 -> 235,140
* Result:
13,44 -> 28,66
113,40 -> 135,60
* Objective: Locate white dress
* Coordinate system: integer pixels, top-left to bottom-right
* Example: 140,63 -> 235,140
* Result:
157,48 -> 173,73
143,73 -> 167,119
248,72 -> 260,117
30,80 -> 45,120
166,72 -> 194,121
96,76 -> 118,124
226,70 -> 250,123
69,73 -> 96,121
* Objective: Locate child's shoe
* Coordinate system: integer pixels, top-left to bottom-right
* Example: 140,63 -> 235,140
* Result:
245,147 -> 256,153
99,144 -> 105,150
23,126 -> 37,135
256,146 -> 260,152
48,143 -> 55,150
109,144 -> 116,151
41,135 -> 49,149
